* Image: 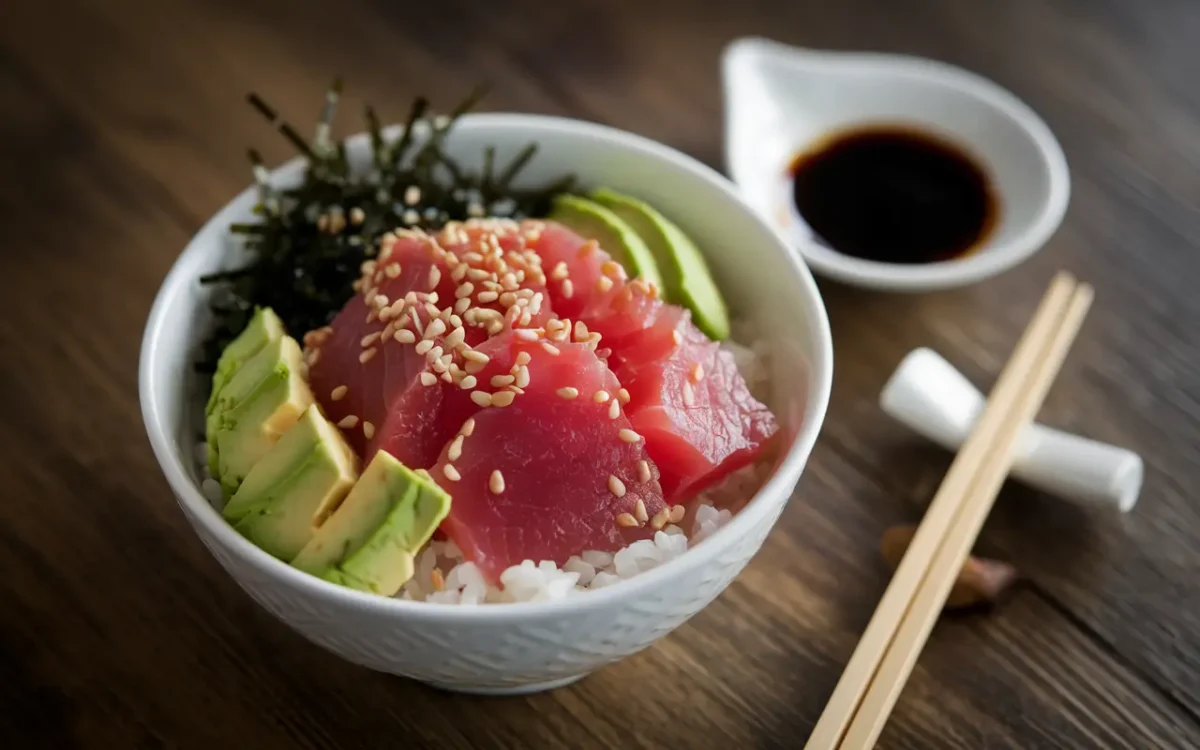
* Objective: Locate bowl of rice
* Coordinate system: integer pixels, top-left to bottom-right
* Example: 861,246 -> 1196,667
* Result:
139,112 -> 833,694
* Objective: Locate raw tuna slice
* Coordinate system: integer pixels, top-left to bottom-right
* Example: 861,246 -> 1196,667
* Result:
524,220 -> 626,322
307,221 -> 557,459
617,312 -> 778,504
371,333 -> 518,470
430,338 -> 669,582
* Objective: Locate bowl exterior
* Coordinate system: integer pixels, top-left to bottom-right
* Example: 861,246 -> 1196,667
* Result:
175,481 -> 791,693
142,113 -> 832,694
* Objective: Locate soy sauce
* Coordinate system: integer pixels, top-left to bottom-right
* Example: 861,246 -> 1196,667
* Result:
789,125 -> 997,264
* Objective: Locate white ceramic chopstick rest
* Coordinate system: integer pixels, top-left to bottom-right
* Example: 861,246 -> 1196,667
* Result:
880,347 -> 1143,512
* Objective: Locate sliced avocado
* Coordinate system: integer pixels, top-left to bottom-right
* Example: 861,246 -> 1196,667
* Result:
548,194 -> 664,290
215,335 -> 314,495
205,310 -> 287,476
291,450 -> 451,596
591,187 -> 731,340
224,404 -> 359,561
206,307 -> 285,415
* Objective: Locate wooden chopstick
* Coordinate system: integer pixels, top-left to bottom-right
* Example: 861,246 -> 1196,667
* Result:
805,272 -> 1092,750
838,278 -> 1093,748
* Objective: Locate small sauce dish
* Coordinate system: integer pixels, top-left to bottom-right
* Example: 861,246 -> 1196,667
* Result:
721,37 -> 1070,292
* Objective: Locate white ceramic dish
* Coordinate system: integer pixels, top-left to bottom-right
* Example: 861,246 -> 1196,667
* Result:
139,113 -> 833,695
722,36 -> 1071,292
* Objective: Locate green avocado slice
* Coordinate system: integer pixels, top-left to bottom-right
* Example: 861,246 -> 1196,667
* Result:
214,335 -> 314,495
548,194 -> 664,291
224,404 -> 359,561
591,187 -> 731,340
206,307 -> 285,415
291,451 -> 451,597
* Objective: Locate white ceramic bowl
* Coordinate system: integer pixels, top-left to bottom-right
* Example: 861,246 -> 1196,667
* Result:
723,37 -> 1071,292
138,113 -> 833,695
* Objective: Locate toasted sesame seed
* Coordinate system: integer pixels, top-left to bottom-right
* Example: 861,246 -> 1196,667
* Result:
669,505 -> 686,524
672,330 -> 683,346
650,508 -> 669,530
489,470 -> 505,494
359,348 -> 377,364
490,374 -> 515,388
444,327 -> 466,349
425,318 -> 447,339
637,459 -> 652,483
337,415 -> 359,429
593,390 -> 611,404
470,391 -> 492,408
683,381 -> 696,407
541,342 -> 561,356
557,387 -> 579,400
462,349 -> 490,365
690,363 -> 704,382
331,385 -> 348,401
459,375 -> 478,390
415,340 -> 434,356
514,365 -> 530,388
616,512 -> 637,528
395,329 -> 417,344
514,329 -> 538,342
608,475 -> 627,498
363,421 -> 375,439
442,464 -> 461,482
477,290 -> 499,303
420,371 -> 437,386
490,390 -> 516,407
634,498 -> 648,523
619,428 -> 642,443
448,434 -> 464,461
460,417 -> 475,437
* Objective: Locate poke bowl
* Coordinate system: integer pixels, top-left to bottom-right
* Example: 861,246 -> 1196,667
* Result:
138,96 -> 832,694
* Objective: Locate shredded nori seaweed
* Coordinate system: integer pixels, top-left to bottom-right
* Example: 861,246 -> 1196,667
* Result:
196,79 -> 575,377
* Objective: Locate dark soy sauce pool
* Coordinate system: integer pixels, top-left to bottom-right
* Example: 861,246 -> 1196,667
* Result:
788,125 -> 998,264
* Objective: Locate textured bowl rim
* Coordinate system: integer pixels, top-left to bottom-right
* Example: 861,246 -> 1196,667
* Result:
138,112 -> 833,621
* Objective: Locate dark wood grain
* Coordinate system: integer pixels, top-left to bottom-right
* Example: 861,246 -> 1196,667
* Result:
1,0 -> 1198,747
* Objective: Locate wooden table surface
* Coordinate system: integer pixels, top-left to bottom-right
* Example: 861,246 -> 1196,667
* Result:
3,0 -> 1199,747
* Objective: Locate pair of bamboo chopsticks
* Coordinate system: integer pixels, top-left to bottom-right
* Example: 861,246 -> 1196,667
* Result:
806,271 -> 1094,750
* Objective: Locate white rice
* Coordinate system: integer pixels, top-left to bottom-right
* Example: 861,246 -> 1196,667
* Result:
194,334 -> 768,604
